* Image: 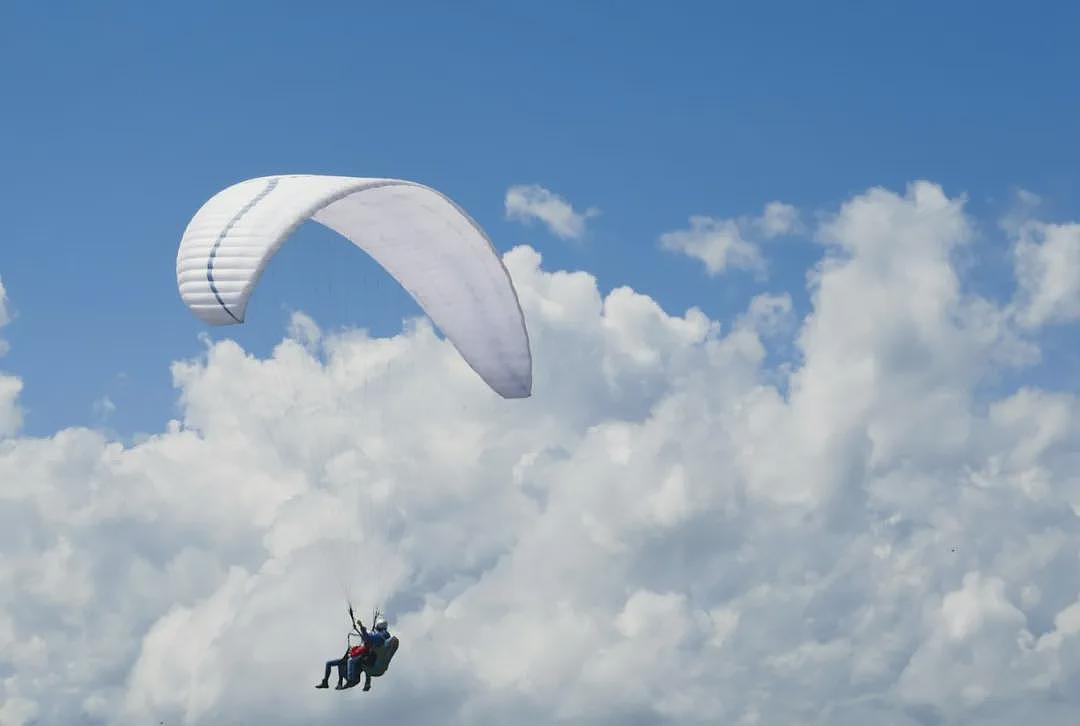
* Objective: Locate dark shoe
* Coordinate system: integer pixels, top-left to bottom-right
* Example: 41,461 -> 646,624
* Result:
315,681 -> 329,689
362,675 -> 371,692
334,683 -> 347,690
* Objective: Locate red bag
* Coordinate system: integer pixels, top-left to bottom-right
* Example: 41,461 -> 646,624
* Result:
348,645 -> 367,658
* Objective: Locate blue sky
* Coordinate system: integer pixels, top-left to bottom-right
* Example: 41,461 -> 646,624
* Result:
2,0 -> 1079,435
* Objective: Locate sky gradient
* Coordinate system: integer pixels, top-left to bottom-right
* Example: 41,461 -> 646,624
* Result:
3,1 -> 1080,434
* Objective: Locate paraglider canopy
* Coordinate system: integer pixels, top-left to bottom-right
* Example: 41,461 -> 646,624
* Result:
176,174 -> 532,398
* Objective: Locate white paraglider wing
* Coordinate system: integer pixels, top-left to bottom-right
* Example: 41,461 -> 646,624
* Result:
176,175 -> 532,398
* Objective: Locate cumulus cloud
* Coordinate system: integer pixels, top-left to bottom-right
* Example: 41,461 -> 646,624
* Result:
505,184 -> 599,240
660,201 -> 800,276
1012,220 -> 1080,327
1,182 -> 1080,725
997,188 -> 1080,328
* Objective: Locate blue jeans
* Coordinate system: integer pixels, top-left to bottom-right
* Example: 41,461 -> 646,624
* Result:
324,656 -> 346,683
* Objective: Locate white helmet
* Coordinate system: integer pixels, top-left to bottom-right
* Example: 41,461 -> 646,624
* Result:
374,615 -> 389,632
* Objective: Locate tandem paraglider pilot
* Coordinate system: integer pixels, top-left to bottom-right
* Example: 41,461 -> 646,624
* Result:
317,610 -> 398,693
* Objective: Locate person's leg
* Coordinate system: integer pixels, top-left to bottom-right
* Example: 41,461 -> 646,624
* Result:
336,656 -> 359,689
317,657 -> 342,688
362,673 -> 372,692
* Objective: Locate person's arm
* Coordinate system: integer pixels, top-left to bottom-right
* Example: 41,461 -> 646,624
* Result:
348,606 -> 363,636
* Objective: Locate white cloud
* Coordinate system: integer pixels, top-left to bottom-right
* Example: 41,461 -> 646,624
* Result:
0,374 -> 22,437
1,181 -> 1079,724
0,275 -> 11,358
505,184 -> 599,240
0,277 -> 20,435
740,292 -> 794,338
660,215 -> 763,276
92,395 -> 116,420
1012,221 -> 1080,327
0,697 -> 38,726
999,188 -> 1042,237
896,573 -> 1037,716
755,201 -> 801,238
660,201 -> 800,276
